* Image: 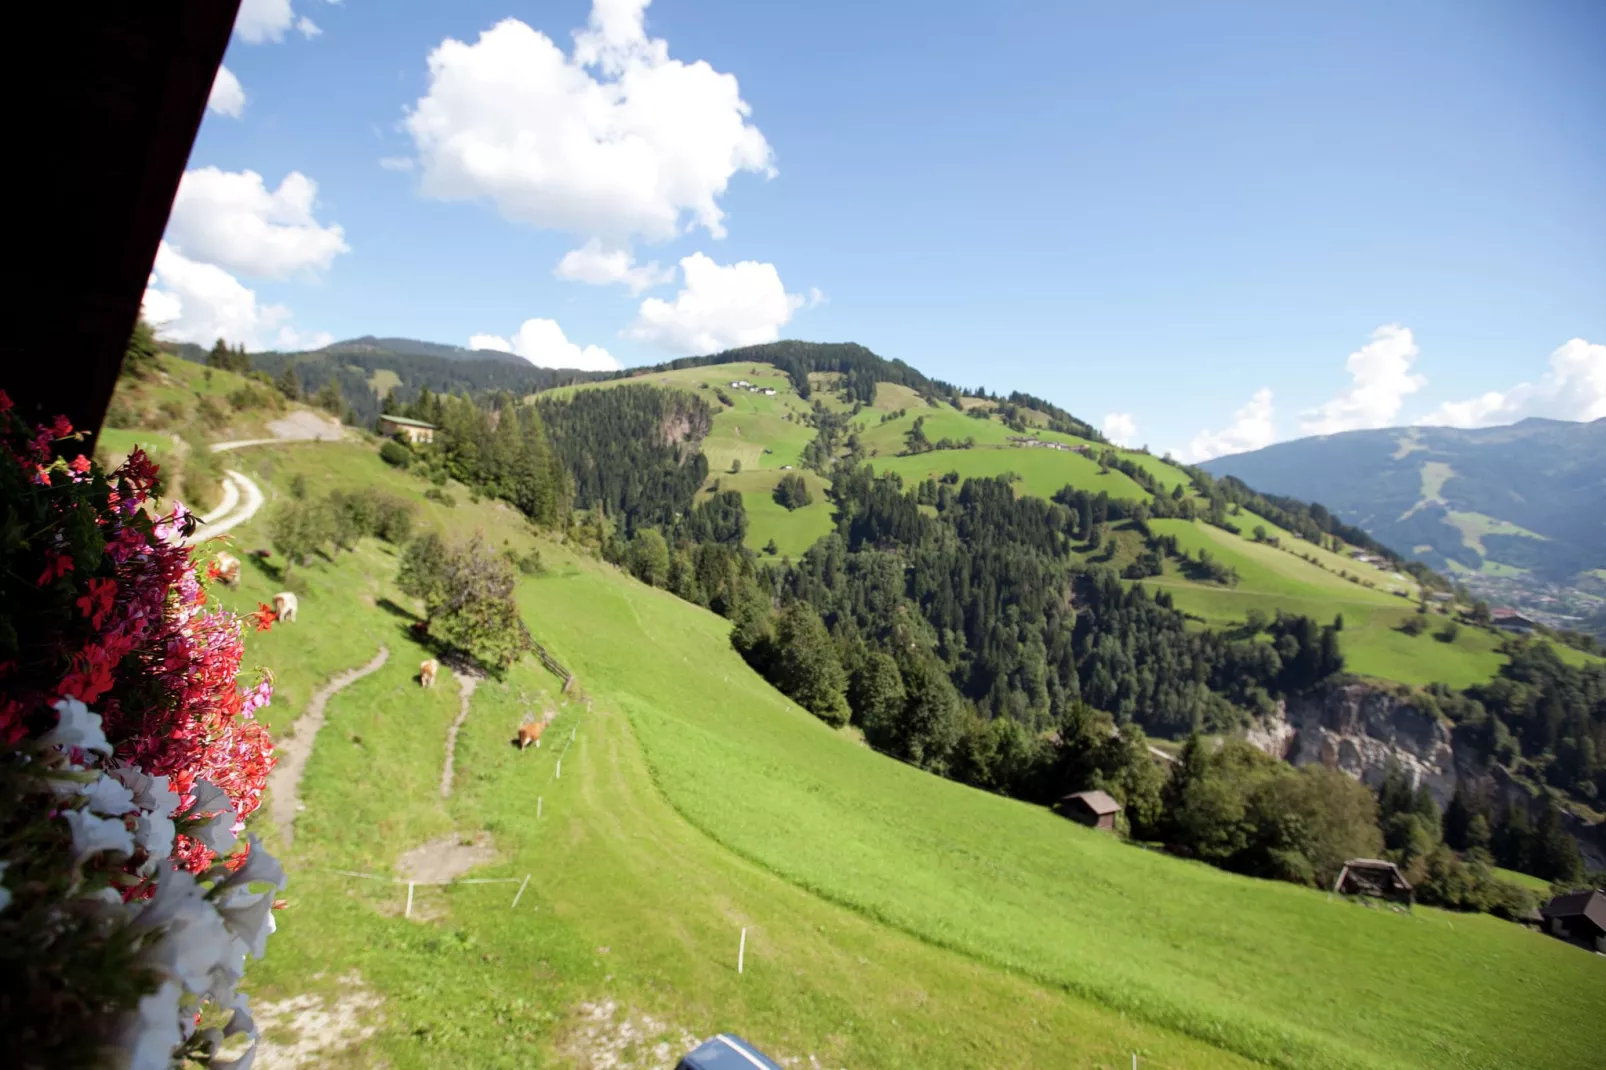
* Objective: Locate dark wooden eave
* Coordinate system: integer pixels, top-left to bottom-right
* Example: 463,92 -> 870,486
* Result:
4,4 -> 241,452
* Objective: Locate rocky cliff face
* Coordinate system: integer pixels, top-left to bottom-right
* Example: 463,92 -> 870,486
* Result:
1248,682 -> 1459,808
1248,681 -> 1606,871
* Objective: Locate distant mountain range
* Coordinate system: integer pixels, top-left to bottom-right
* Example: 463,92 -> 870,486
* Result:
1202,418 -> 1606,631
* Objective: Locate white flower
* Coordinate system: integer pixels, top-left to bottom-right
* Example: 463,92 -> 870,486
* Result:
215,889 -> 277,959
82,773 -> 138,816
41,698 -> 112,756
131,864 -> 237,992
223,992 -> 255,1039
82,886 -> 126,915
192,808 -> 239,856
113,766 -> 181,816
214,835 -> 286,896
114,979 -> 183,1070
134,811 -> 176,866
0,861 -> 10,914
64,808 -> 134,862
185,779 -> 230,817
143,898 -> 236,993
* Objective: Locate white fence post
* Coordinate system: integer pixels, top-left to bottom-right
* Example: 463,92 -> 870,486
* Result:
512,873 -> 531,909
556,758 -> 561,780
404,881 -> 415,919
738,927 -> 747,974
537,796 -> 543,819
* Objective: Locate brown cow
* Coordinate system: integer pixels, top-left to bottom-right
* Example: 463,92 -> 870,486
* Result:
271,591 -> 298,623
517,721 -> 547,750
214,552 -> 241,588
419,658 -> 439,689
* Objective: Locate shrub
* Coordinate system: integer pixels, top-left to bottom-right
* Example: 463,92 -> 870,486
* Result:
379,439 -> 412,469
424,487 -> 456,507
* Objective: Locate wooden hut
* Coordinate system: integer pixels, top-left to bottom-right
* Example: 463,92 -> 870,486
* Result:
1332,858 -> 1413,905
1057,790 -> 1122,831
1539,889 -> 1606,953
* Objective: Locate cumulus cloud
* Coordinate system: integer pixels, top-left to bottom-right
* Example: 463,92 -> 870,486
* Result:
296,16 -> 321,39
1419,338 -> 1606,428
1177,388 -> 1277,462
554,239 -> 674,294
469,320 -> 621,371
1298,324 -> 1426,436
402,1 -> 773,246
166,167 -> 349,280
1102,412 -> 1138,448
629,253 -> 803,354
141,243 -> 328,351
235,0 -> 295,44
207,66 -> 246,119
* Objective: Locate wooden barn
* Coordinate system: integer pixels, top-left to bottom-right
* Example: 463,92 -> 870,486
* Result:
1057,790 -> 1122,831
1539,889 -> 1606,953
1332,858 -> 1413,905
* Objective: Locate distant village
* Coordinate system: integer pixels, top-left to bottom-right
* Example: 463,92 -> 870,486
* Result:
729,379 -> 777,396
1007,435 -> 1089,453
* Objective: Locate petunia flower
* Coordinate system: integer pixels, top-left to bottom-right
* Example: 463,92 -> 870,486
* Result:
135,811 -> 177,866
81,773 -> 138,816
214,835 -> 286,897
41,697 -> 112,756
112,766 -> 181,817
64,809 -> 135,862
215,889 -> 277,960
191,809 -> 239,857
138,893 -> 236,992
114,979 -> 184,1070
185,780 -> 230,818
223,993 -> 255,1039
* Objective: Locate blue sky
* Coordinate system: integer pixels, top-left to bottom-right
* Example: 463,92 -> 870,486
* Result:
145,0 -> 1606,458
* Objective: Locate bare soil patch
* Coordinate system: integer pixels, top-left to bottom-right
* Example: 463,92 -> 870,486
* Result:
395,830 -> 497,884
255,970 -> 383,1070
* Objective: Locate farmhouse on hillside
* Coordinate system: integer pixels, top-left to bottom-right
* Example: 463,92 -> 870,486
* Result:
1491,608 -> 1536,632
1539,889 -> 1606,953
377,413 -> 436,445
1332,858 -> 1413,905
1057,790 -> 1122,831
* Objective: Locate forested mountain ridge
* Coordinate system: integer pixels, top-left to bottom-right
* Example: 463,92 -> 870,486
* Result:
1201,418 -> 1606,634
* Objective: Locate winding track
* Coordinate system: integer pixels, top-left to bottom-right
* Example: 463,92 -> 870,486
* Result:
439,670 -> 481,799
267,647 -> 391,846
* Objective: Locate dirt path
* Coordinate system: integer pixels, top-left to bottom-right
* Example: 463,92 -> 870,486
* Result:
267,647 -> 391,846
184,469 -> 264,545
439,670 -> 480,798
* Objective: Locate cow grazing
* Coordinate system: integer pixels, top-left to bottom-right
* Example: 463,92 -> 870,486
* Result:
271,591 -> 298,624
214,552 -> 241,588
517,721 -> 547,750
419,659 -> 439,689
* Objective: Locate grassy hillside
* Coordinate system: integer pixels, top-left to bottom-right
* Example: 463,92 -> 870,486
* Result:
206,440 -> 1264,1069
186,431 -> 1606,1069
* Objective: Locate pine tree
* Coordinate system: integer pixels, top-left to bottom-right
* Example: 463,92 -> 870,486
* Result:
773,602 -> 851,726
276,365 -> 301,400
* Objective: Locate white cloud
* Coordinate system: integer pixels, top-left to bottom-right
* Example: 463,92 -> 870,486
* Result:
1177,388 -> 1277,462
806,287 -> 827,308
470,320 -> 621,371
1419,338 -> 1606,428
629,253 -> 802,354
141,243 -> 320,350
235,0 -> 295,44
1298,324 -> 1426,436
1102,412 -> 1137,448
554,239 -> 673,294
402,2 -> 773,246
207,66 -> 246,119
166,167 -> 349,279
378,156 -> 415,172
296,16 -> 321,38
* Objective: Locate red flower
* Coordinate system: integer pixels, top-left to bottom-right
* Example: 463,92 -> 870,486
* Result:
206,561 -> 222,581
0,389 -> 11,412
75,577 -> 117,629
38,552 -> 74,584
69,454 -> 91,474
251,603 -> 277,632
